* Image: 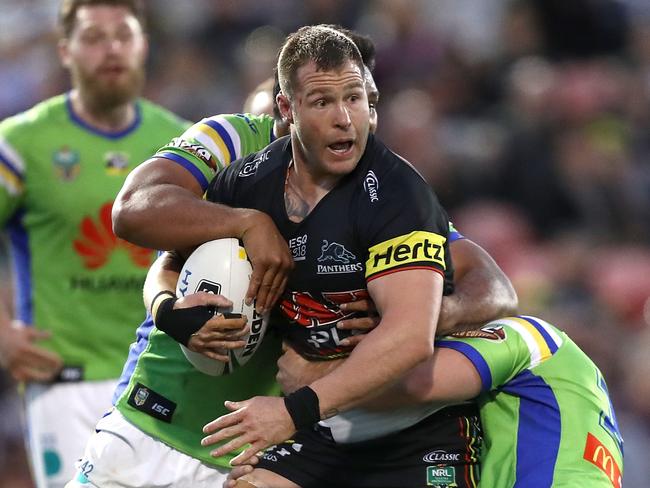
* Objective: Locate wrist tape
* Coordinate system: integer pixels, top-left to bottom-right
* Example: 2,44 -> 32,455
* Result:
284,386 -> 321,430
154,297 -> 217,346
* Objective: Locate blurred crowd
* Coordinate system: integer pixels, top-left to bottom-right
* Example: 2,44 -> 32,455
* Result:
1,0 -> 649,485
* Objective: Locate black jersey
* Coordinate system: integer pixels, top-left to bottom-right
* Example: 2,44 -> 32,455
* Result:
207,134 -> 453,360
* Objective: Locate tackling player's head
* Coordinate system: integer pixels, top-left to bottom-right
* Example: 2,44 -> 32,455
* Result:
58,0 -> 148,112
276,25 -> 370,179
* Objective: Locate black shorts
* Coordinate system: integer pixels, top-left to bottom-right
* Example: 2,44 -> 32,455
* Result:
256,403 -> 482,488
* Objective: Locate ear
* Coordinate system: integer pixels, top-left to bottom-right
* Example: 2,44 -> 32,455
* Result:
58,39 -> 71,68
276,93 -> 293,124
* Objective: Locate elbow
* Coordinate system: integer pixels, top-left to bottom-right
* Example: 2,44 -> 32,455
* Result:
499,281 -> 519,317
403,361 -> 436,403
111,189 -> 139,241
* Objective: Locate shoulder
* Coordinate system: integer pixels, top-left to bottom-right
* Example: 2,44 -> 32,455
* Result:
182,113 -> 274,144
225,135 -> 289,180
357,135 -> 434,200
138,98 -> 190,131
1,94 -> 67,140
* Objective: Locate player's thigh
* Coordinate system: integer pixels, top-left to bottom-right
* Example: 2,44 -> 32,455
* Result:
237,469 -> 302,488
25,380 -> 117,488
68,410 -> 229,488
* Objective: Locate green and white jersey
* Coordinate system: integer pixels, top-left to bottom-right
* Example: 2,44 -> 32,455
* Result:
153,112 -> 276,192
437,316 -> 624,488
114,112 -> 281,468
0,93 -> 189,381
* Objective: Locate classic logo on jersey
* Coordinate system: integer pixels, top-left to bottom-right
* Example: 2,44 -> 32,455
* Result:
363,170 -> 379,202
169,138 -> 218,171
289,234 -> 308,261
238,150 -> 270,177
72,202 -> 154,270
317,240 -> 363,274
583,433 -> 622,488
52,146 -> 80,181
366,231 -> 446,280
423,450 -> 462,463
426,465 -> 457,487
451,326 -> 506,342
104,151 -> 130,175
280,290 -> 369,359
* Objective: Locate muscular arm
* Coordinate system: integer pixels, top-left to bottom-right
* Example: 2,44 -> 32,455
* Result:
310,269 -> 441,416
113,158 -> 293,311
113,158 -> 266,250
438,239 -> 517,335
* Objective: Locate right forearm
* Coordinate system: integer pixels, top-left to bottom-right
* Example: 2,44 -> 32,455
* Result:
143,252 -> 183,312
112,158 -> 258,250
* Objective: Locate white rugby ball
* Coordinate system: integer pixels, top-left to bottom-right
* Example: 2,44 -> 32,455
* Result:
175,238 -> 269,376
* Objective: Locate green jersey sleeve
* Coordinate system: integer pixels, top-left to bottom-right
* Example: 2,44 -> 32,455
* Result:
436,315 -> 563,392
0,115 -> 29,223
153,113 -> 275,191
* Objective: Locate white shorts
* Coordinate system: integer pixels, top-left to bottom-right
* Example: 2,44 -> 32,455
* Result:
25,380 -> 117,488
66,410 -> 229,488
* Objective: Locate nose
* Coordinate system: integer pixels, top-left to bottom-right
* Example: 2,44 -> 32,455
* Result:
333,103 -> 351,129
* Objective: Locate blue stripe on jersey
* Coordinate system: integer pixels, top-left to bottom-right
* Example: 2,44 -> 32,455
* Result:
0,150 -> 24,181
157,152 -> 210,191
501,370 -> 561,487
449,230 -> 464,242
66,93 -> 142,139
521,316 -> 559,354
112,315 -> 155,404
204,119 -> 236,163
436,340 -> 492,392
6,210 -> 32,323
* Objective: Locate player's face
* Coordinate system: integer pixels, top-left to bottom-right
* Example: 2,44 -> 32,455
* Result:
59,5 -> 147,110
286,59 -> 370,178
364,67 -> 379,134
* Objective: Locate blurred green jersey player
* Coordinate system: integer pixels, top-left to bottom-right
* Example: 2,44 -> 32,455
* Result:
0,1 -> 188,486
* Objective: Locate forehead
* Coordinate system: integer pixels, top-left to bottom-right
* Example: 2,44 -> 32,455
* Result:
364,66 -> 378,96
73,5 -> 140,31
294,59 -> 365,95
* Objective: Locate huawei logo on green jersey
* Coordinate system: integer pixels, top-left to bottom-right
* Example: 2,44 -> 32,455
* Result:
72,202 -> 154,270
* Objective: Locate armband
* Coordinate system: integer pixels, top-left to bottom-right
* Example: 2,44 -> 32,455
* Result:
283,386 -> 321,430
154,297 -> 217,346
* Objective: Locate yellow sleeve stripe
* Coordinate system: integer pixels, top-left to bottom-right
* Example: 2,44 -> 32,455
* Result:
0,164 -> 23,195
365,231 -> 446,279
500,316 -> 560,368
194,124 -> 232,166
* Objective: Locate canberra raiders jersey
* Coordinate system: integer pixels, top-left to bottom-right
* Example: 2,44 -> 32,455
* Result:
438,316 -> 624,488
0,93 -> 188,381
113,113 -> 281,469
207,134 -> 454,360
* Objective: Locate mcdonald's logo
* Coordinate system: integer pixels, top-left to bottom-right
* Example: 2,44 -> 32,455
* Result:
583,433 -> 622,488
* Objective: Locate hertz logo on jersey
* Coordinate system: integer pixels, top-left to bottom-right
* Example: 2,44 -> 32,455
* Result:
366,231 -> 446,281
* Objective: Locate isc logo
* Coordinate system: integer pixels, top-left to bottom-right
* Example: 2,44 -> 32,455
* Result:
151,402 -> 170,417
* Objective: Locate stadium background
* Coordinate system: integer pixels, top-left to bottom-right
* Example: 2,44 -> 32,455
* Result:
1,0 -> 649,485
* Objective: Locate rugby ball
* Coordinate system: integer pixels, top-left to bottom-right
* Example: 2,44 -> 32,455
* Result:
175,238 -> 269,376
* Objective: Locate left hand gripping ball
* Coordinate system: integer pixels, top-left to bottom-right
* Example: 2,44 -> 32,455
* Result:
176,238 -> 269,375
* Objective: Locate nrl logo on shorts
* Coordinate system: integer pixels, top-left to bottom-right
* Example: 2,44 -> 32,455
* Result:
451,325 -> 506,341
134,387 -> 149,406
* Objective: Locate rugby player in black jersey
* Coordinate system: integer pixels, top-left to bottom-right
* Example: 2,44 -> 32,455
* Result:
109,24 -> 517,488
189,25 -> 476,488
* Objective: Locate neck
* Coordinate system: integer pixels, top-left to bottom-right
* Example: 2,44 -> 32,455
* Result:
284,157 -> 339,224
70,89 -> 136,133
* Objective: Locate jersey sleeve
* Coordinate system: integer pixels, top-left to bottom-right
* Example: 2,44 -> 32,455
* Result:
0,125 -> 26,224
154,113 -> 274,192
359,166 -> 453,289
448,220 -> 464,242
435,316 -> 564,393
